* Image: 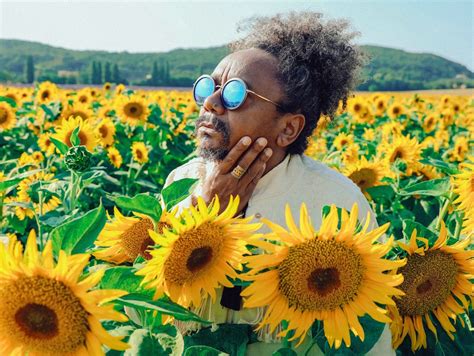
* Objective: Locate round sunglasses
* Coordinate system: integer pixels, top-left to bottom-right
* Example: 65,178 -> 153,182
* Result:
192,75 -> 284,111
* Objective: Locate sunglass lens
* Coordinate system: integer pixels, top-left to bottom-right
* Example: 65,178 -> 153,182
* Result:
222,80 -> 246,109
193,76 -> 215,105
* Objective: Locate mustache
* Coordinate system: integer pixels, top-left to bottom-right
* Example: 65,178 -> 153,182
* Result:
194,114 -> 230,139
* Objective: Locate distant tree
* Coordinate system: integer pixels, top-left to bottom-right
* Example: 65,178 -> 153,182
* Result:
91,61 -> 97,84
112,63 -> 121,84
164,61 -> 170,83
104,62 -> 112,82
151,61 -> 159,86
25,55 -> 35,83
97,62 -> 103,84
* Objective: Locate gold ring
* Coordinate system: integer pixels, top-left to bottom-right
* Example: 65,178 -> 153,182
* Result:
231,165 -> 246,179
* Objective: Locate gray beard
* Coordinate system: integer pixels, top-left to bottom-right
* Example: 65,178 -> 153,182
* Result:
197,146 -> 230,162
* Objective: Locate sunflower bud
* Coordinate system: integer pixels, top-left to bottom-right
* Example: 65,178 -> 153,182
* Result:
64,146 -> 93,172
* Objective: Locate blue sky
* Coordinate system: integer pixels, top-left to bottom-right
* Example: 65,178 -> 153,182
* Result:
0,0 -> 472,70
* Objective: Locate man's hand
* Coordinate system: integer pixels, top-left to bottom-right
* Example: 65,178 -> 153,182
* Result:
200,136 -> 273,215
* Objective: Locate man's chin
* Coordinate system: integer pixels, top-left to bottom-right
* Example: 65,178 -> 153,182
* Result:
197,146 -> 229,162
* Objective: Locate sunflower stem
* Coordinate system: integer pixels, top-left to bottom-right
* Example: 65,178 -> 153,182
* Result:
453,213 -> 462,239
125,156 -> 134,196
437,192 -> 454,230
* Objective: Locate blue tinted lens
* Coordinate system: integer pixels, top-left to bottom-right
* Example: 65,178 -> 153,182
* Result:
222,80 -> 246,109
193,76 -> 215,105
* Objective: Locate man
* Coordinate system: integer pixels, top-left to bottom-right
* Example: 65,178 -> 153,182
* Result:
164,12 -> 393,355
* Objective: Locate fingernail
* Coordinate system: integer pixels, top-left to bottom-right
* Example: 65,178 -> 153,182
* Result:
257,137 -> 268,147
265,148 -> 273,157
242,136 -> 251,145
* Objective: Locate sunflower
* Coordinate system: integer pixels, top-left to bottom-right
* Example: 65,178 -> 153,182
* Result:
107,146 -> 123,168
379,135 -> 421,175
362,128 -> 376,141
0,230 -> 129,355
374,96 -> 388,116
17,171 -> 61,217
103,82 -> 112,91
241,204 -> 405,348
94,207 -> 173,264
36,81 -> 59,104
422,114 -> 437,133
387,102 -> 405,119
75,88 -> 93,105
38,132 -> 56,156
0,102 -> 16,131
53,116 -> 98,151
60,102 -> 94,123
333,133 -> 354,151
452,162 -> 474,228
95,117 -> 116,146
449,136 -> 469,162
342,156 -> 387,196
136,196 -> 262,308
115,94 -> 150,125
390,224 -> 473,350
347,97 -> 367,117
131,142 -> 149,164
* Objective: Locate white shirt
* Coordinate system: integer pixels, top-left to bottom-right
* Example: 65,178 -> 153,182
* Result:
164,153 -> 394,356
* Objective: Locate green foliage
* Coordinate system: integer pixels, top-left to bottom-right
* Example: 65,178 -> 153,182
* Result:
184,324 -> 253,356
111,193 -> 162,221
50,203 -> 106,256
161,178 -> 198,211
1,39 -> 471,89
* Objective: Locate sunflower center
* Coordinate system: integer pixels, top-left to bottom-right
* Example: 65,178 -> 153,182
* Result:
124,103 -> 144,118
15,303 -> 58,339
396,250 -> 458,316
349,168 -> 376,190
120,218 -> 154,261
41,90 -> 50,100
187,246 -> 213,272
390,148 -> 405,162
354,104 -> 361,112
136,150 -> 143,159
72,111 -> 88,121
79,95 -> 88,103
99,125 -> 109,138
278,239 -> 364,311
307,268 -> 340,296
0,276 -> 89,354
164,222 -> 225,285
0,108 -> 7,123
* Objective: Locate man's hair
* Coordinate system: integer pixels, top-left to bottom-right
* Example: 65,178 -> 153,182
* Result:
230,12 -> 367,155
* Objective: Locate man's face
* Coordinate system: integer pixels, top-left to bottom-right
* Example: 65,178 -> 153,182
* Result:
194,48 -> 285,161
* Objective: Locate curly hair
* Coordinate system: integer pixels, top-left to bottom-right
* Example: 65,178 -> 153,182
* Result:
229,12 -> 367,155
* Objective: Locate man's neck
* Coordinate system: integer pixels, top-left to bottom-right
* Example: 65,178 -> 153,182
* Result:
262,150 -> 288,176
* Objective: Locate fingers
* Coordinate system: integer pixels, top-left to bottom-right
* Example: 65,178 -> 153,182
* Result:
239,147 -> 272,187
235,137 -> 268,173
218,136 -> 252,174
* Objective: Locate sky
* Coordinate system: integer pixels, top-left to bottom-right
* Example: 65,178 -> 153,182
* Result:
0,0 -> 473,70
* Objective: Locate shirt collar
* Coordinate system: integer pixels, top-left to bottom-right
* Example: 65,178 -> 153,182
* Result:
249,154 -> 304,204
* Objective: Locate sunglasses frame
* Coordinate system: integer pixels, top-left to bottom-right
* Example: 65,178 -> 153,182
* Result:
193,74 -> 284,111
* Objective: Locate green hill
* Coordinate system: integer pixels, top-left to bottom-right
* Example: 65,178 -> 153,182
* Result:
0,39 -> 472,91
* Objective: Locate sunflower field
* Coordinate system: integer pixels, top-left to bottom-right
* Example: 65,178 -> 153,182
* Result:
0,81 -> 472,355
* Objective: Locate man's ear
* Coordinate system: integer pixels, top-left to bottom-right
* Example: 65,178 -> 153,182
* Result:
276,113 -> 306,148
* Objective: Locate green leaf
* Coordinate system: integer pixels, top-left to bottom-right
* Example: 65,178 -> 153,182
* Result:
0,178 -> 22,191
402,220 -> 438,241
399,178 -> 450,197
0,96 -> 16,107
50,136 -> 69,155
50,203 -> 106,256
40,103 -> 54,118
272,348 -> 297,356
112,193 -> 162,221
99,267 -> 153,297
161,178 -> 198,211
115,293 -> 211,325
419,157 -> 459,175
184,324 -> 252,356
366,185 -> 395,201
125,329 -> 170,356
70,126 -> 81,146
312,315 -> 385,355
184,345 -> 227,356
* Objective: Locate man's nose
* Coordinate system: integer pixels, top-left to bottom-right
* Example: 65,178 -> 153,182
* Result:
203,90 -> 225,115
